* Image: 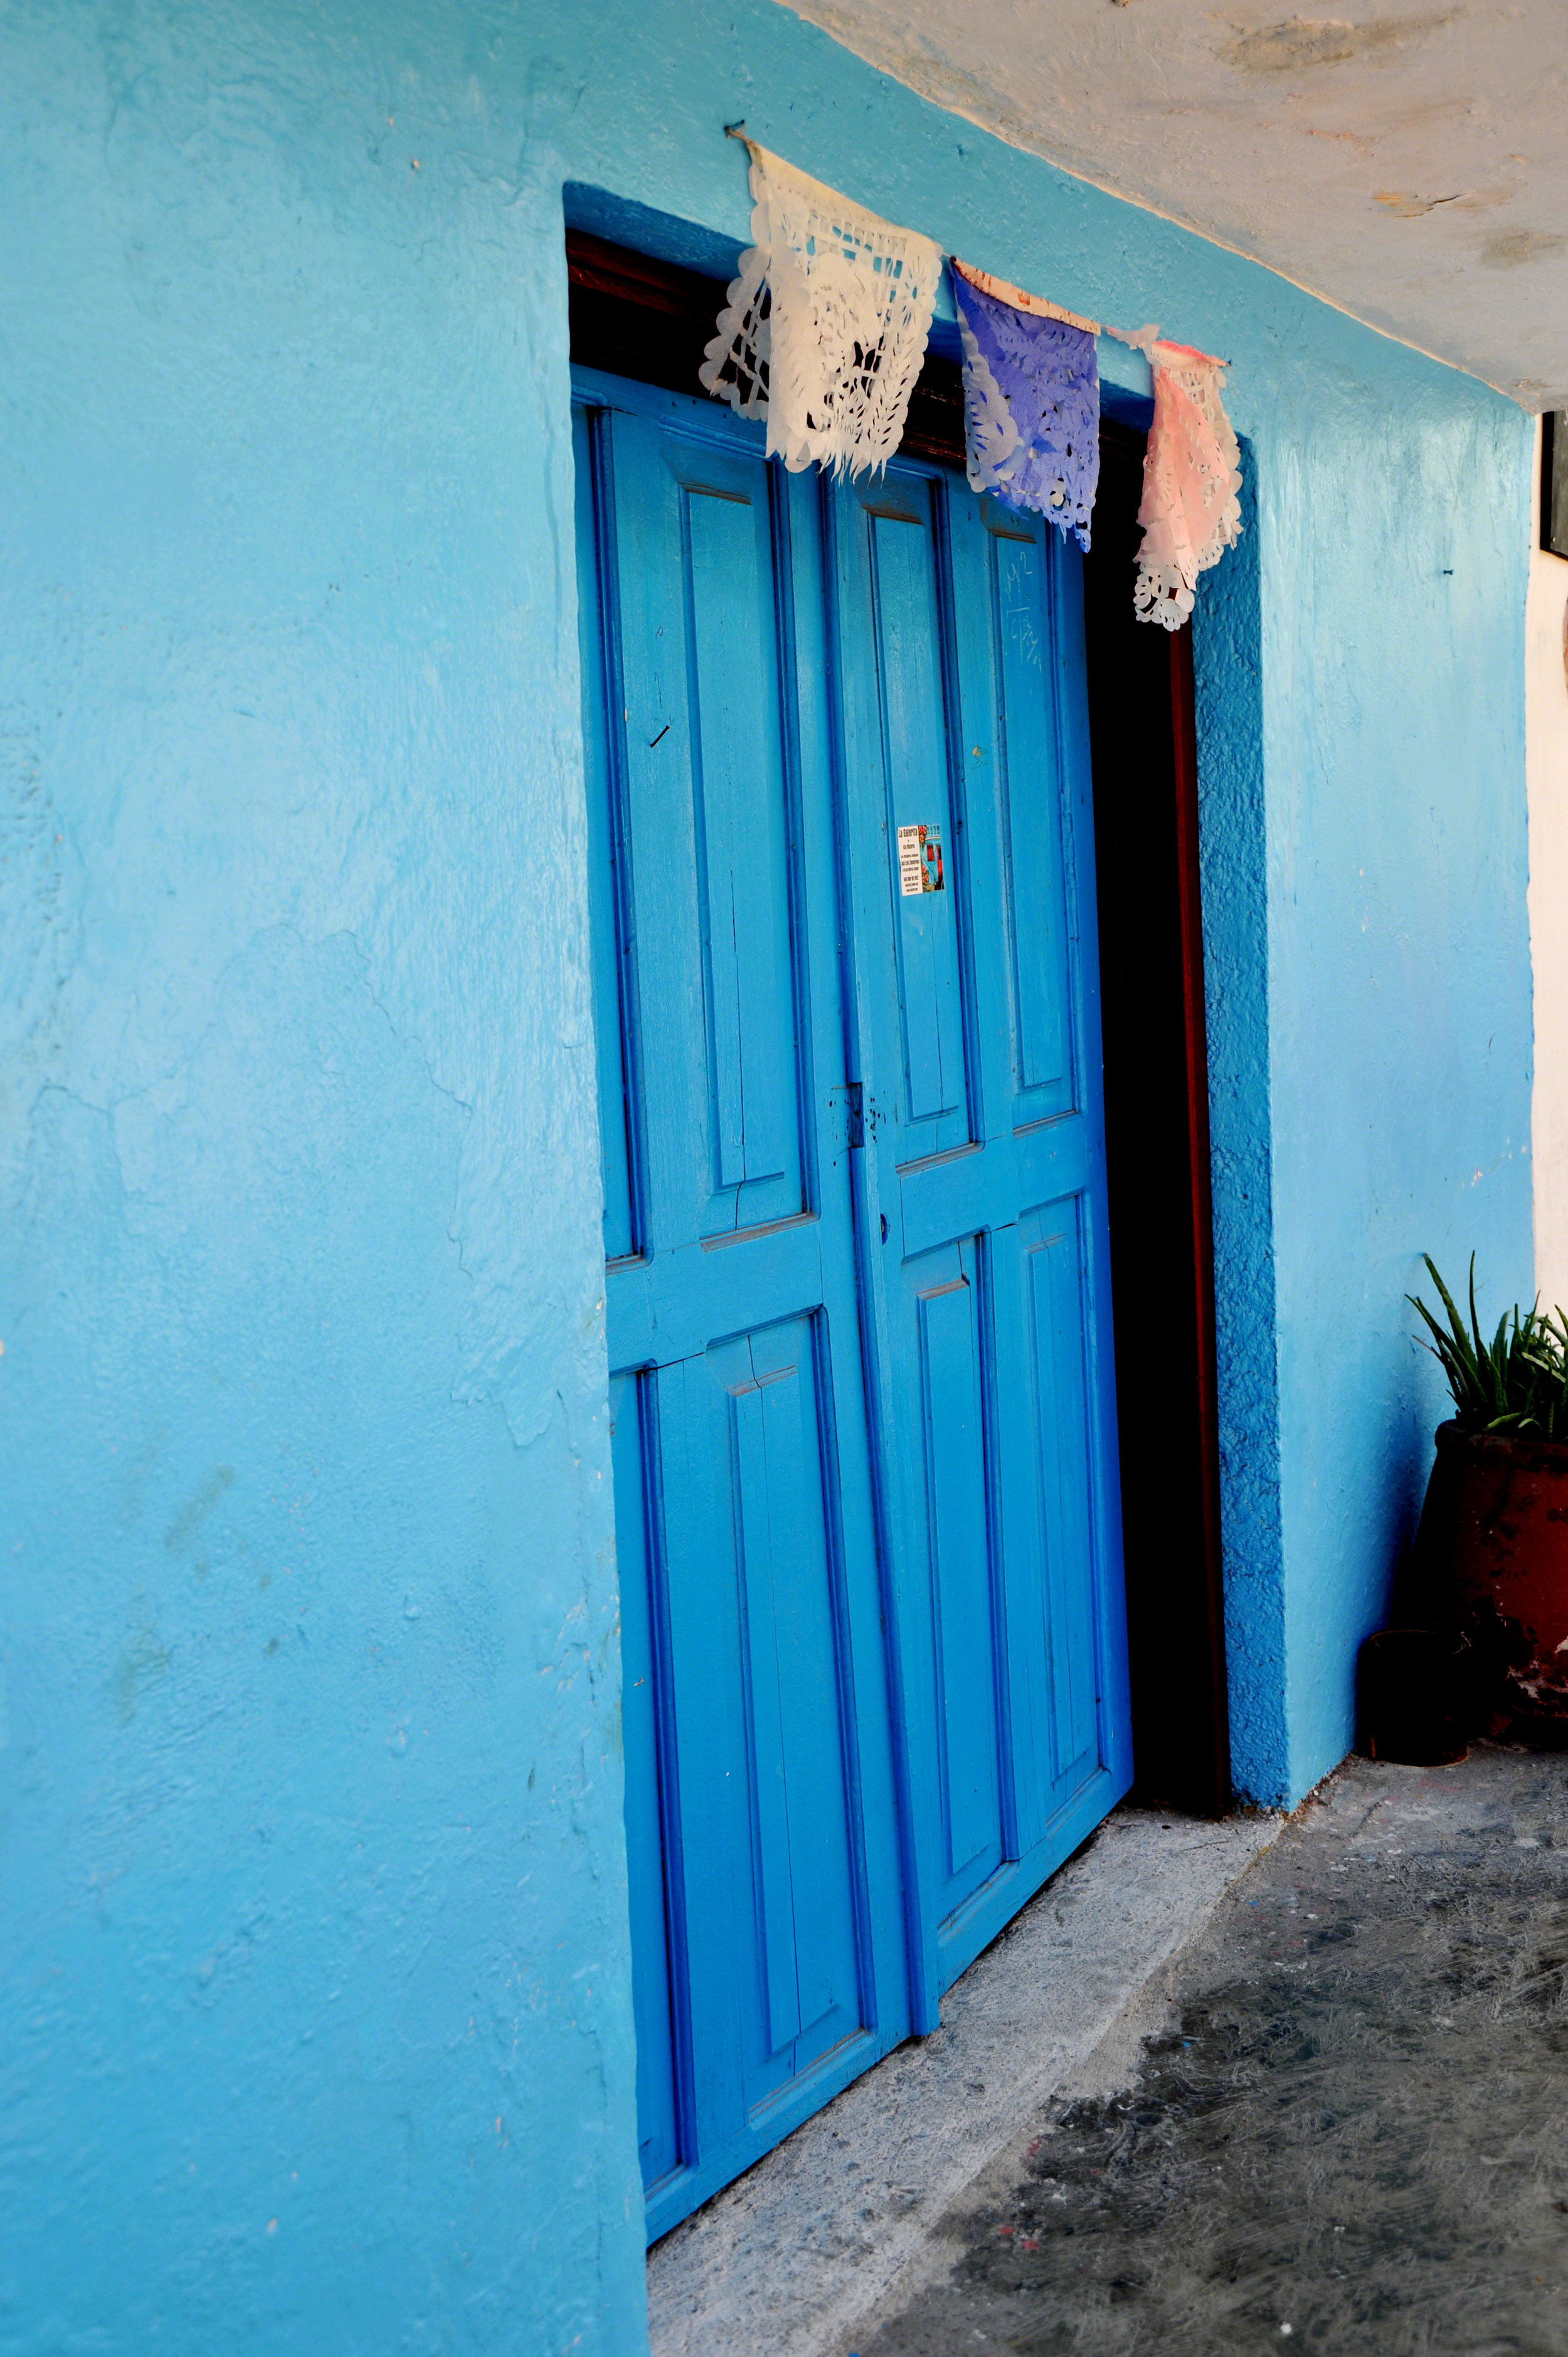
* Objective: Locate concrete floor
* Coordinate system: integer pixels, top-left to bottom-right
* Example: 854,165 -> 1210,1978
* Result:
648,1805 -> 1281,2357
852,1747 -> 1568,2357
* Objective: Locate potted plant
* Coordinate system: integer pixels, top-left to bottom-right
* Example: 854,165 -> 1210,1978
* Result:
1399,1258 -> 1568,1747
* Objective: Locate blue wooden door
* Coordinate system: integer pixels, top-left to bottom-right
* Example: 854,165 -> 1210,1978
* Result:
574,372 -> 1131,2241
830,460 -> 1132,2003
573,378 -> 913,2240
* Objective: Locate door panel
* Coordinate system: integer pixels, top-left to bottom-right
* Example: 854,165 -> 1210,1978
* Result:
833,459 -> 1132,1996
988,522 -> 1075,1117
609,1368 -> 684,2196
990,1200 -> 1103,1861
667,1319 -> 865,2096
578,404 -> 638,1264
906,1237 -> 1007,1917
607,417 -> 807,1245
1024,1205 -> 1101,1785
676,457 -> 800,1226
842,482 -> 974,1158
575,377 -> 909,2241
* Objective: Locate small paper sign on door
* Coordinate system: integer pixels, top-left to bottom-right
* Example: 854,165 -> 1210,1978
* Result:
897,823 -> 945,897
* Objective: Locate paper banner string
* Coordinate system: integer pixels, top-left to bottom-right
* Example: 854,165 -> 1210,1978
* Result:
1131,340 -> 1243,629
954,260 -> 1240,624
950,257 -> 1102,340
701,148 -> 1239,615
700,137 -> 942,479
951,258 -> 1101,551
950,262 -> 1227,366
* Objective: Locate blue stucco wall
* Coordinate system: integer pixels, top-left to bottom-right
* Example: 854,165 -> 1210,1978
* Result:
0,0 -> 1533,2348
1,8 -> 645,2351
1263,378 -> 1534,1801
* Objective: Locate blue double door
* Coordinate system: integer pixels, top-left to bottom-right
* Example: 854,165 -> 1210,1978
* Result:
573,368 -> 1131,2240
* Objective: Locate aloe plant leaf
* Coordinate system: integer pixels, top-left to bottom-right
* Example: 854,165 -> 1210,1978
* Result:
1422,1257 -> 1476,1364
1413,1257 -> 1568,1437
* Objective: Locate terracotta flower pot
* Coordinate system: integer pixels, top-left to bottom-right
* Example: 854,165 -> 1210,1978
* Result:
1412,1420 -> 1568,1742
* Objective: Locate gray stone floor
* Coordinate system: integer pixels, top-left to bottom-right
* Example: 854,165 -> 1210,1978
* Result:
851,1747 -> 1568,2357
649,1806 -> 1281,2357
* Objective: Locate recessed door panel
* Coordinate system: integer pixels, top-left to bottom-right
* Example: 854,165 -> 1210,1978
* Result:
610,415 -> 807,1247
842,483 -> 973,1158
988,1201 -> 1106,1864
575,407 -> 638,1261
1024,1203 -> 1101,1787
673,1318 -> 866,2099
987,514 -> 1075,1119
676,458 -> 802,1226
908,1238 -> 1007,1918
608,1369 -> 684,2195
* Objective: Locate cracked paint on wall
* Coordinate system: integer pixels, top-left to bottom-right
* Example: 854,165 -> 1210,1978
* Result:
780,0 -> 1568,404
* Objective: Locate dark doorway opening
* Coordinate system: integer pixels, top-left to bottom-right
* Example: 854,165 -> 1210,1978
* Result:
566,225 -> 1229,1816
1083,428 -> 1230,1817
564,226 -> 967,459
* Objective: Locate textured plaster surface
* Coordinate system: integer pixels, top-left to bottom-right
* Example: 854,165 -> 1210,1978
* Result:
647,1805 -> 1280,2357
0,0 -> 1539,2345
783,0 -> 1568,407
854,1747 -> 1568,2356
1528,422 -> 1568,1314
1262,380 -> 1534,1804
0,7 -> 644,2352
1190,458 -> 1287,1799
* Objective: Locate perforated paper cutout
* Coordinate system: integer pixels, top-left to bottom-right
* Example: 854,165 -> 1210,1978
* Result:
700,142 -> 942,479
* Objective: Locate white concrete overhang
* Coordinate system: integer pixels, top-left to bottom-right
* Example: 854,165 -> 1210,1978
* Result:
783,0 -> 1568,405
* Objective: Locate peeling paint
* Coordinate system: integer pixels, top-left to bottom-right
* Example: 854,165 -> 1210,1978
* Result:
1374,187 -> 1460,217
1481,226 -> 1567,269
1223,13 -> 1457,76
783,0 -> 1568,403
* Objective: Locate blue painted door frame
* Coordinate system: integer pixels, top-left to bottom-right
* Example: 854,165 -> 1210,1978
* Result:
573,368 -> 1131,2240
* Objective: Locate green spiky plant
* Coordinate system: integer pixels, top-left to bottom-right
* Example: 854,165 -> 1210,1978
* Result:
1410,1256 -> 1568,1439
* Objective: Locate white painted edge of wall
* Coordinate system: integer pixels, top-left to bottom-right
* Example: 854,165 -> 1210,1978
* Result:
1527,415 -> 1568,1313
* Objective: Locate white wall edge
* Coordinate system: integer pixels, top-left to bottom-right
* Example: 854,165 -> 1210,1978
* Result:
1528,413 -> 1568,1310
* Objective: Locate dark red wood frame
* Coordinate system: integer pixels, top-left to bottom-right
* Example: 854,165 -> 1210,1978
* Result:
1168,625 -> 1231,1811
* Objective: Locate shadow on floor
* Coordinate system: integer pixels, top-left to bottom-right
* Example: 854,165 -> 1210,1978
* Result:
853,1745 -> 1568,2357
647,1806 -> 1279,2357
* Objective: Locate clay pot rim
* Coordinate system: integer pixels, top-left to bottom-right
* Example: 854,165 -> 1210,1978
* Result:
1433,1417 -> 1568,1469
